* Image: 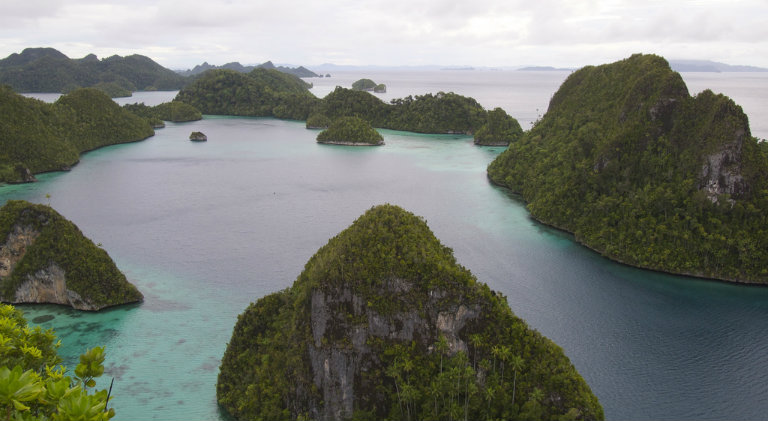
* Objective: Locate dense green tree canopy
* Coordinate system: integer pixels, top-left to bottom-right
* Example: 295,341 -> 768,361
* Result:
305,113 -> 331,129
0,304 -> 115,420
488,54 -> 768,283
174,69 -> 319,120
316,116 -> 384,145
176,75 -> 506,136
218,204 -> 603,420
0,200 -> 143,309
352,78 -> 378,91
474,107 -> 524,146
0,86 -> 153,183
123,101 -> 202,123
0,48 -> 187,93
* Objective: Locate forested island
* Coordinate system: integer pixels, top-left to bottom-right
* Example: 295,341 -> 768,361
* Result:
218,204 -> 603,421
178,60 -> 320,78
316,116 -> 384,145
0,47 -> 187,93
0,86 -> 154,183
488,54 -> 768,284
175,69 -> 513,136
352,78 -> 387,93
0,200 -> 143,310
473,107 -> 524,146
123,101 -> 202,125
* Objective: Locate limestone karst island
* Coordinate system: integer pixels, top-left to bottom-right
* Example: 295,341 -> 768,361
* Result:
218,204 -> 603,420
0,200 -> 142,310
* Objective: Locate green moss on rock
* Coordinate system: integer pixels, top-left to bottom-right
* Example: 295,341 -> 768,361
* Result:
218,204 -> 603,420
0,200 -> 142,310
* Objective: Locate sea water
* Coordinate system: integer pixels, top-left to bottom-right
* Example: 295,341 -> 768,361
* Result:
6,70 -> 768,420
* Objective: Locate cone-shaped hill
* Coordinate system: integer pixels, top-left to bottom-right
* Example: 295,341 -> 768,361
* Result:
0,200 -> 142,310
488,54 -> 768,283
218,204 -> 603,420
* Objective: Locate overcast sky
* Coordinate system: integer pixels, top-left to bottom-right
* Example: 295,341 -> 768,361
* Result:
1,0 -> 766,70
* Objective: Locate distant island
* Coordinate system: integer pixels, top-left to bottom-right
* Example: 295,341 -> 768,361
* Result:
0,86 -> 154,184
218,204 -> 603,420
517,66 -> 573,71
0,47 -> 187,93
175,71 -> 518,136
352,78 -> 386,93
473,107 -> 523,146
668,59 -> 768,73
316,116 -> 384,146
0,200 -> 143,310
122,101 -> 202,125
189,131 -> 207,142
488,54 -> 768,284
178,60 -> 320,78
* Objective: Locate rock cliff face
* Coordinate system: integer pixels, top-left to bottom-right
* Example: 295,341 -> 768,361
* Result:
217,205 -> 603,420
0,200 -> 142,310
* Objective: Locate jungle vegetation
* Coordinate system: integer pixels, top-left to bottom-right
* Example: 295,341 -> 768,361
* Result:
174,68 -> 319,121
352,78 -> 377,91
218,204 -> 603,421
0,200 -> 143,309
305,113 -> 331,129
175,71 -> 497,135
488,54 -> 768,283
0,86 -> 154,183
0,48 -> 187,93
474,107 -> 524,146
316,116 -> 384,145
0,303 -> 115,420
123,101 -> 202,123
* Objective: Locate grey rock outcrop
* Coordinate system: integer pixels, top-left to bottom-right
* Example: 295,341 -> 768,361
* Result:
308,283 -> 479,419
699,129 -> 748,203
0,200 -> 143,310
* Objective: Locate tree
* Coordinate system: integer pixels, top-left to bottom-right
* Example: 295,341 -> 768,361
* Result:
0,304 -> 115,420
510,355 -> 524,409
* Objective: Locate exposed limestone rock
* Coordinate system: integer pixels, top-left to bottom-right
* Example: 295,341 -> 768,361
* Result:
0,225 -> 39,278
218,204 -> 603,421
13,263 -> 97,310
189,131 -> 207,141
0,200 -> 142,310
699,129 -> 748,203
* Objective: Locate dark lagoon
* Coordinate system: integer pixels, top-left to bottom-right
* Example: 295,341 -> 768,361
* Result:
7,70 -> 768,420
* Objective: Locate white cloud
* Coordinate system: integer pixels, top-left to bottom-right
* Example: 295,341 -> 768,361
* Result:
0,0 -> 766,69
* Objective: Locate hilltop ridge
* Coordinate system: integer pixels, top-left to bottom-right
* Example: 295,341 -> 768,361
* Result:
488,54 -> 768,283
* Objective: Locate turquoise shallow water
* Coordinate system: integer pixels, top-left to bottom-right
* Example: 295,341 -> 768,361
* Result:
5,117 -> 768,420
6,72 -> 768,420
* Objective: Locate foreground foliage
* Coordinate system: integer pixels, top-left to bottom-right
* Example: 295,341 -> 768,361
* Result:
0,304 -> 114,420
488,54 -> 768,283
0,86 -> 154,183
218,205 -> 602,420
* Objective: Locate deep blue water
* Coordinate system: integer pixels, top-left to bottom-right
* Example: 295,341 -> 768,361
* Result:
5,71 -> 768,420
